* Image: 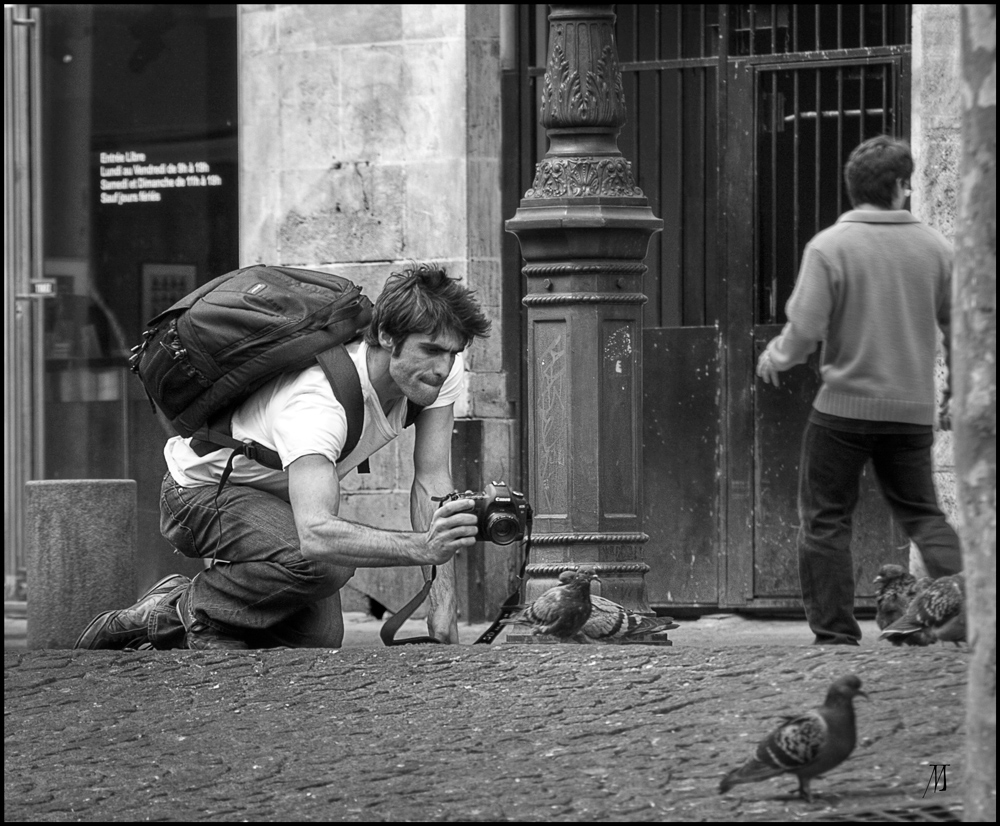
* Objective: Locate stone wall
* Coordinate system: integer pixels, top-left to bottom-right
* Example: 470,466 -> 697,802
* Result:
910,4 -> 962,575
237,4 -> 510,613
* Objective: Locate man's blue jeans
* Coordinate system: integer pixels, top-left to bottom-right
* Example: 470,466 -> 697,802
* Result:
797,422 -> 963,645
149,473 -> 352,649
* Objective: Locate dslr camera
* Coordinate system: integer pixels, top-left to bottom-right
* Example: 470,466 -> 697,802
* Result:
438,481 -> 531,545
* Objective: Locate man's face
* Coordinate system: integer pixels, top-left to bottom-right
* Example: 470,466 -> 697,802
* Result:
383,330 -> 465,407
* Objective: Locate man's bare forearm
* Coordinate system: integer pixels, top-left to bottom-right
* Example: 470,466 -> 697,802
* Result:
299,516 -> 429,567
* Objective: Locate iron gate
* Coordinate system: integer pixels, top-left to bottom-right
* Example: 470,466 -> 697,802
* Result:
503,4 -> 912,609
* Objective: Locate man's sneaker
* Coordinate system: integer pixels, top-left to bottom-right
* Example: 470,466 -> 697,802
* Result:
186,621 -> 250,651
74,574 -> 190,650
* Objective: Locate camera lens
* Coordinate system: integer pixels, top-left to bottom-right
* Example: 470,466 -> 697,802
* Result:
484,512 -> 521,545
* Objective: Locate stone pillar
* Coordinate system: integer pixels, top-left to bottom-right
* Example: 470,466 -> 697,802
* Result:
26,480 -> 137,649
505,4 -> 662,610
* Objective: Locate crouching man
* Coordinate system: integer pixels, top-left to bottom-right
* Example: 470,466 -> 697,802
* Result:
76,263 -> 491,650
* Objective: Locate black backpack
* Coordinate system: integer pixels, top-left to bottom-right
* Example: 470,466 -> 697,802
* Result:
129,264 -> 420,478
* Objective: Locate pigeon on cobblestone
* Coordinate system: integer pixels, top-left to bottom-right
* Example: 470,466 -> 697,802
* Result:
873,564 -> 934,647
500,569 -> 598,642
879,573 -> 966,645
719,674 -> 867,802
581,595 -> 679,643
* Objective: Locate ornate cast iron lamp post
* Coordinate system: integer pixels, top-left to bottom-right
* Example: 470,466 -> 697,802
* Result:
506,4 -> 662,611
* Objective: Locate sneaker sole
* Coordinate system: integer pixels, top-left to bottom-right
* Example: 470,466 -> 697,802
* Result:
74,610 -> 121,649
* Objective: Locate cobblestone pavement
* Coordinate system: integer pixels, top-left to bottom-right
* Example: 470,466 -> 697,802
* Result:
4,635 -> 967,822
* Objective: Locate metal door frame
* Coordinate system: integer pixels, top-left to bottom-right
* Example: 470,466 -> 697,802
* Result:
4,5 -> 45,592
725,49 -> 911,608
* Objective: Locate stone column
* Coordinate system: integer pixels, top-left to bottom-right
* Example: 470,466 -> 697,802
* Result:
26,480 -> 137,649
505,4 -> 662,610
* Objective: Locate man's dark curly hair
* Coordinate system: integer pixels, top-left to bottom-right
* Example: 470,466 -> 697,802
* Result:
844,135 -> 914,209
364,262 -> 491,354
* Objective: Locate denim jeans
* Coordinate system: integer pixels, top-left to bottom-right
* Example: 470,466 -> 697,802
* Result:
149,473 -> 353,649
797,422 -> 962,645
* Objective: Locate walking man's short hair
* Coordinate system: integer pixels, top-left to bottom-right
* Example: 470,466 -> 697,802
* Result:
844,135 -> 914,209
365,262 -> 491,353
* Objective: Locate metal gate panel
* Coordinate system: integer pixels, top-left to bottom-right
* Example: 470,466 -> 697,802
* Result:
643,327 -> 721,606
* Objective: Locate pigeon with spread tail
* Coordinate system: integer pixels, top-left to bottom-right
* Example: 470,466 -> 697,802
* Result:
582,595 -> 679,643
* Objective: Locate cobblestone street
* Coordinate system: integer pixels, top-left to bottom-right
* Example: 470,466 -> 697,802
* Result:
5,631 -> 967,822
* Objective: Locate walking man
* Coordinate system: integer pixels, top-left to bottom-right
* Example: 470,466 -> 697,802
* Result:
756,136 -> 963,645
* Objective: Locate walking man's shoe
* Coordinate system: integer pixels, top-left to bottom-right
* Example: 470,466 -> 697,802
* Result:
74,574 -> 190,650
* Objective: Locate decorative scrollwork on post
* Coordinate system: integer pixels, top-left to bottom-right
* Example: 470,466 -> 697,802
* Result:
541,36 -> 627,129
525,156 -> 645,199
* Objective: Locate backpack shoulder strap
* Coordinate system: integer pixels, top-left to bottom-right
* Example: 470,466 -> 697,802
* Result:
190,410 -> 283,470
404,401 -> 424,428
316,345 -> 368,473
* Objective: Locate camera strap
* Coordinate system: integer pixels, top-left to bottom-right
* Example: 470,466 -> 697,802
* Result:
379,565 -> 444,646
379,508 -> 533,647
473,508 -> 533,645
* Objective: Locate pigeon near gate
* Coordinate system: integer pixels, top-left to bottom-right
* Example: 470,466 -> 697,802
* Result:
581,595 -> 679,643
500,568 -> 598,642
879,572 -> 966,646
873,564 -> 934,646
719,674 -> 867,803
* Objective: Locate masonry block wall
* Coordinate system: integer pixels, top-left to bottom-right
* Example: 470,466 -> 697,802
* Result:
236,4 -> 515,615
911,4 -> 962,574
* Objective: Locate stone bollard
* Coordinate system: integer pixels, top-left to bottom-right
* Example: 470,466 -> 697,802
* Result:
26,480 -> 137,649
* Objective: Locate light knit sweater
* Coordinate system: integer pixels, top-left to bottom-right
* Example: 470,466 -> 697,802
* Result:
765,209 -> 952,425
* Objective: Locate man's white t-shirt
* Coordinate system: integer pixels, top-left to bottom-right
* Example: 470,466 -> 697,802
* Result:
164,340 -> 464,495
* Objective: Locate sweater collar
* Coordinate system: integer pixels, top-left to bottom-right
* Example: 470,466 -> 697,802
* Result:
838,209 -> 920,224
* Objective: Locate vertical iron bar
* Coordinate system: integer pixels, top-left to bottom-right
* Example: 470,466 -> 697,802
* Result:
859,63 -> 866,143
836,4 -> 842,50
793,69 -> 800,298
655,3 -> 661,61
678,67 -> 686,322
716,2 -> 729,326
699,64 -> 707,323
700,4 -> 705,59
882,64 -> 889,135
815,3 -> 821,51
815,69 -> 822,237
677,3 -> 684,59
769,71 -> 777,322
837,65 -> 844,215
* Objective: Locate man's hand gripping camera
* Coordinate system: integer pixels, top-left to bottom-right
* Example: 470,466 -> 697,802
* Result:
434,481 -> 531,545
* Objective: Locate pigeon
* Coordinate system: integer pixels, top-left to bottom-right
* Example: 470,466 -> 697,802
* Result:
719,674 -> 867,802
879,573 -> 966,645
500,568 -> 598,642
581,595 -> 679,643
873,564 -> 934,646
